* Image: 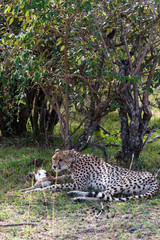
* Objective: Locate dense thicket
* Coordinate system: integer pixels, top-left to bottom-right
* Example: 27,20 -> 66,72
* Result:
0,0 -> 160,163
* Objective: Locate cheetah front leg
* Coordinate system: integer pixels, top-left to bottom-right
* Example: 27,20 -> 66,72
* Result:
68,190 -> 89,197
23,182 -> 79,193
50,182 -> 79,192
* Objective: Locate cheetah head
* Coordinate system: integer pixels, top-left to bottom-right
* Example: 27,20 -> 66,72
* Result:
52,149 -> 75,172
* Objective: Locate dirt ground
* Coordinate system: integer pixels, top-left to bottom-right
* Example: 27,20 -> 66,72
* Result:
0,191 -> 160,240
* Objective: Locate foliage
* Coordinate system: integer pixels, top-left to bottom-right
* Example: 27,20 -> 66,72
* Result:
0,0 -> 160,158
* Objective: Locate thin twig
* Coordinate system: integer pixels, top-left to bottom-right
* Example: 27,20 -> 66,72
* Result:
98,124 -> 111,135
98,124 -> 120,137
142,125 -> 158,150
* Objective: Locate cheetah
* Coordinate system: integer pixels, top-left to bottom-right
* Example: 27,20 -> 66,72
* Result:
51,149 -> 159,202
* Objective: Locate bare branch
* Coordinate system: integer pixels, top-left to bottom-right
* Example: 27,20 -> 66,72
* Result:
98,124 -> 111,135
98,124 -> 120,137
45,71 -> 99,98
60,116 -> 88,149
88,142 -> 108,160
148,135 -> 160,143
134,22 -> 155,75
122,24 -> 133,72
142,125 -> 158,150
69,116 -> 87,138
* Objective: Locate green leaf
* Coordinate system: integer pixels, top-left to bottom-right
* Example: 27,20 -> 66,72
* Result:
154,83 -> 160,88
149,88 -> 153,93
78,59 -> 81,65
16,57 -> 20,64
110,102 -> 115,110
56,38 -> 62,46
4,6 -> 11,14
60,45 -> 65,51
35,72 -> 42,81
54,10 -> 57,18
25,10 -> 29,17
14,6 -> 19,14
9,17 -> 14,25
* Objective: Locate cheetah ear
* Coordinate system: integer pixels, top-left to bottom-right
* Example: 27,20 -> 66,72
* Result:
55,149 -> 60,153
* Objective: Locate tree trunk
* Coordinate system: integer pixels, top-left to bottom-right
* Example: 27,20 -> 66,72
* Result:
29,86 -> 60,136
116,62 -> 154,164
115,59 -> 155,165
73,119 -> 99,151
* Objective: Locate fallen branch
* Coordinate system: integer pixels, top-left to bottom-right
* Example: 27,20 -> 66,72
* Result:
127,224 -> 143,233
0,223 -> 38,227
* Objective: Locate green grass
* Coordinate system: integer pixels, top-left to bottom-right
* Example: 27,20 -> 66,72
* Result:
0,110 -> 160,239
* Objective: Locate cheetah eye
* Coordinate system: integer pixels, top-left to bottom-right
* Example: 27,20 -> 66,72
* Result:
59,158 -> 63,162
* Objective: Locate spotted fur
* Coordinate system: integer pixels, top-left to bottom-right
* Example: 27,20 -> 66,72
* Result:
51,150 -> 159,202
